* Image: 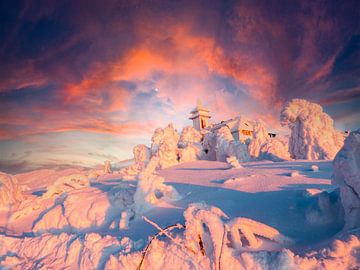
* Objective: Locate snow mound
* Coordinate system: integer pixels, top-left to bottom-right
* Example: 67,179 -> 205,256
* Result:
226,156 -> 242,168
134,170 -> 181,214
311,165 -> 319,172
44,174 -> 90,198
0,173 -> 24,208
119,144 -> 151,180
332,128 -> 360,229
290,171 -> 300,177
280,99 -> 344,160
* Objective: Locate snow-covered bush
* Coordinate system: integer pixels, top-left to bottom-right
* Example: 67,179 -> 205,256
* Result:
280,99 -> 344,160
332,128 -> 360,229
0,173 -> 24,208
178,143 -> 202,163
179,126 -> 202,147
44,174 -> 89,198
104,160 -> 112,174
259,136 -> 291,161
248,120 -> 269,158
133,144 -> 151,165
151,124 -> 180,169
215,127 -> 234,162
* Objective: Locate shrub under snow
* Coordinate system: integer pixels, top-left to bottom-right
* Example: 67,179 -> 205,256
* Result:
280,99 -> 344,160
0,173 -> 24,208
332,128 -> 360,229
151,124 -> 180,169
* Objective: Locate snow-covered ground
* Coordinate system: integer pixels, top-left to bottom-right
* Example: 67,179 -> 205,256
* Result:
1,159 -> 359,269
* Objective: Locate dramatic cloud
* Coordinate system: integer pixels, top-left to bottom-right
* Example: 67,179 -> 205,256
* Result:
0,0 -> 359,170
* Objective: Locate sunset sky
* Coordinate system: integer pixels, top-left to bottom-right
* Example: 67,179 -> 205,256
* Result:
0,0 -> 359,172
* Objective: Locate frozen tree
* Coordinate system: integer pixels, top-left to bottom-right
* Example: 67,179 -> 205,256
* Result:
332,129 -> 360,229
280,99 -> 344,160
104,160 -> 112,174
151,124 -> 180,169
179,126 -> 203,147
248,120 -> 269,158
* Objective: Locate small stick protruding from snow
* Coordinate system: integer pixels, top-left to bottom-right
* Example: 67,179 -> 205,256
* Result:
142,216 -> 177,242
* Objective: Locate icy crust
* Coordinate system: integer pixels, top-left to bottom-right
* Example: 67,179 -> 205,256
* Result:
0,173 -> 24,209
280,99 -> 344,160
1,203 -> 359,270
332,129 -> 360,229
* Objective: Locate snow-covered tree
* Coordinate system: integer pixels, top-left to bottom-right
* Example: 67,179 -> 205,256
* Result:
280,99 -> 344,160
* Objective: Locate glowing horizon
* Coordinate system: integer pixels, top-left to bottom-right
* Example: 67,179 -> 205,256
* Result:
0,0 -> 359,172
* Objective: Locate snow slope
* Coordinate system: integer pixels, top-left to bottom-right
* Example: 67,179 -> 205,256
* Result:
0,160 -> 358,269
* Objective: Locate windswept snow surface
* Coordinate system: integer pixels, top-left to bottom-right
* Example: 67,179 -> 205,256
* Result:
0,160 -> 359,269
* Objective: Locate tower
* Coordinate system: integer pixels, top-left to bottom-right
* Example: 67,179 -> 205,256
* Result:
189,99 -> 211,130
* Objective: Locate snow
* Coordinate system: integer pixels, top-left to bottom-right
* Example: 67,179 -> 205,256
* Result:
332,128 -> 360,229
0,173 -> 24,209
311,165 -> 319,172
1,98 -> 359,269
280,99 -> 345,160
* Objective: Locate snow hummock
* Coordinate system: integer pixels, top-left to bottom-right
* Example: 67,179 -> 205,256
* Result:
134,169 -> 181,214
280,99 -> 344,160
0,173 -> 24,208
226,156 -> 242,168
332,128 -> 360,229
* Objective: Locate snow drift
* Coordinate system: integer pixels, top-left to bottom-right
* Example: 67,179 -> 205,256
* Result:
0,173 -> 24,208
332,128 -> 360,229
280,99 -> 344,160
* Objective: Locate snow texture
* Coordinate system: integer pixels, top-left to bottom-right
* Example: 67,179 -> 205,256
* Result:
280,99 -> 344,160
0,173 -> 24,208
332,128 -> 360,229
215,127 -> 250,162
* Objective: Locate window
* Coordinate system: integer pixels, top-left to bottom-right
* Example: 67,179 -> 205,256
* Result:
241,129 -> 251,136
201,119 -> 205,128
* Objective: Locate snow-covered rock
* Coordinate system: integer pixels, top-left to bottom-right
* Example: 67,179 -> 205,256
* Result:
0,173 -> 24,208
332,128 -> 360,229
280,99 -> 344,160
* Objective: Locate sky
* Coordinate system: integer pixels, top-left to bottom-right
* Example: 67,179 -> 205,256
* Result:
0,0 -> 359,173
